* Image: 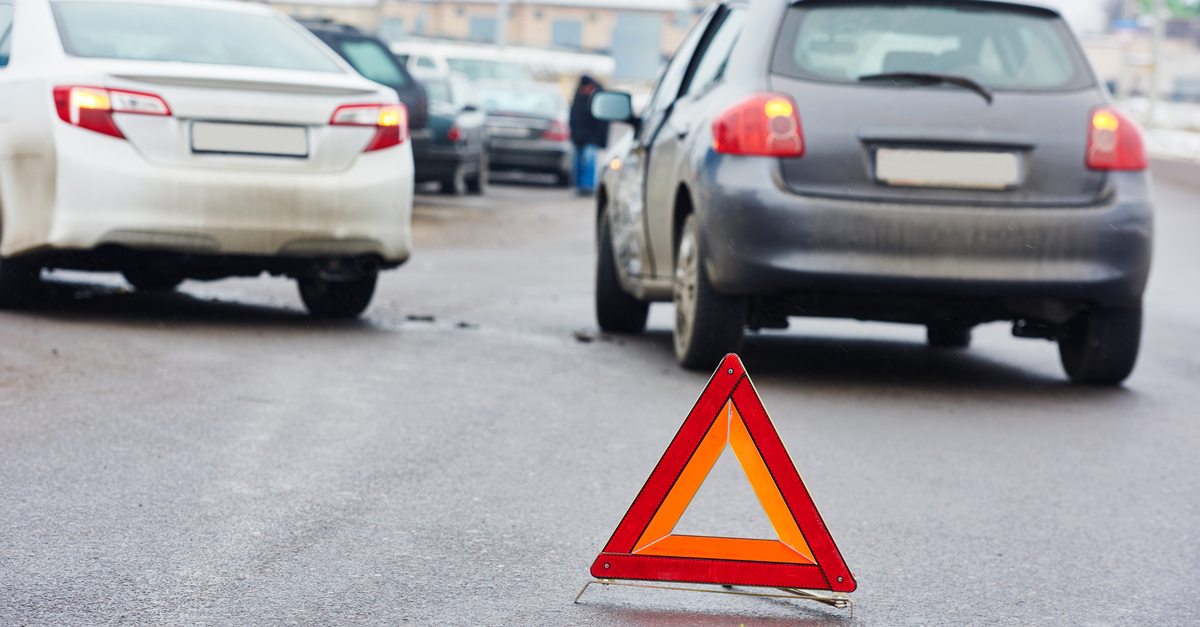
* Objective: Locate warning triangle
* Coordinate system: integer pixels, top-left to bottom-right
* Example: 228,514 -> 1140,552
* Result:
590,354 -> 856,592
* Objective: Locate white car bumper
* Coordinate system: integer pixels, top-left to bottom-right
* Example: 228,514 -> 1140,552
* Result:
24,129 -> 413,263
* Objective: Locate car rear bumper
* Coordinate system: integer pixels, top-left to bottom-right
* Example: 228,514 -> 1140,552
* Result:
698,156 -> 1153,310
487,139 -> 572,173
414,144 -> 480,182
28,131 -> 414,263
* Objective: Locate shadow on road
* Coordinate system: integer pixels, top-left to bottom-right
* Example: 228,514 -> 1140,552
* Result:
14,277 -> 374,331
626,329 -> 1133,401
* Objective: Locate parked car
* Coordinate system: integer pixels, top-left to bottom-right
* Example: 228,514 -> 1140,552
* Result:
590,0 -> 1153,385
411,69 -> 488,194
0,0 -> 413,318
390,41 -> 532,82
475,81 -> 573,186
299,19 -> 432,165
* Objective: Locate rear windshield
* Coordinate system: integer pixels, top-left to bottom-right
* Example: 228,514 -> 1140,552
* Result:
477,87 -> 563,117
53,2 -> 344,73
771,2 -> 1091,91
339,39 -> 408,87
445,58 -> 530,81
423,79 -> 452,105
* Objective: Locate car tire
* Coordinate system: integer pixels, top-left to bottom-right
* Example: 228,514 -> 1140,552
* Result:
595,209 -> 649,333
927,322 -> 972,348
0,257 -> 43,309
440,165 -> 466,195
1058,305 -> 1141,385
297,274 -> 377,318
466,153 -> 488,195
673,213 -> 745,370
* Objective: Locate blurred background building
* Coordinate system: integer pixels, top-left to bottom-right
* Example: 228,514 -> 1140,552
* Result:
262,0 -> 695,81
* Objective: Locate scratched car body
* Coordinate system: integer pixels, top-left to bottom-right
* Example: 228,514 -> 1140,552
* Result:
592,0 -> 1153,384
0,0 -> 413,317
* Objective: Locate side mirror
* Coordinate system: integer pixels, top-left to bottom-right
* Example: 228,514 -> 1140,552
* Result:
591,91 -> 635,123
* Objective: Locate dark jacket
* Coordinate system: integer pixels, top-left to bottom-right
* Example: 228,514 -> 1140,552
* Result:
569,75 -> 609,148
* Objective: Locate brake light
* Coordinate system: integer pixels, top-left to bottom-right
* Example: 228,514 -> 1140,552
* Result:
447,124 -> 463,143
330,103 -> 408,152
1086,106 -> 1147,171
53,86 -> 171,139
543,119 -> 570,142
712,93 -> 803,158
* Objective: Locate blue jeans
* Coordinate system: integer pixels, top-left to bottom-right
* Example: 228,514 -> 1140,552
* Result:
574,144 -> 599,192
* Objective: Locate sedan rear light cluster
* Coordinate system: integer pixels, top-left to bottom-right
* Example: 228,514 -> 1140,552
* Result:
1086,106 -> 1147,171
543,120 -> 570,142
330,103 -> 408,152
53,86 -> 171,139
712,93 -> 804,158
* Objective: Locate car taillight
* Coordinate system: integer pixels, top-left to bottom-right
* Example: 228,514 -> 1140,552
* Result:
1086,106 -> 1147,171
447,124 -> 463,143
53,86 -> 171,139
330,103 -> 408,152
543,119 -> 570,142
712,93 -> 804,158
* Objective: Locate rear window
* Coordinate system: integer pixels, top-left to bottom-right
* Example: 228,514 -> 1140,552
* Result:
477,87 -> 563,117
339,39 -> 408,87
445,58 -> 530,81
423,79 -> 452,105
53,2 -> 344,73
771,2 -> 1091,91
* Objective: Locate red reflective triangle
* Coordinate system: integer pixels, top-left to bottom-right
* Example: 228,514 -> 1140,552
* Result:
590,354 -> 856,592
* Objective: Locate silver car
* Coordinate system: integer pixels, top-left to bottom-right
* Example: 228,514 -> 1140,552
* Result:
591,0 -> 1152,384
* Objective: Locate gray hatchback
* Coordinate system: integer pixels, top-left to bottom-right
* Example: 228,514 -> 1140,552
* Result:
592,0 -> 1152,384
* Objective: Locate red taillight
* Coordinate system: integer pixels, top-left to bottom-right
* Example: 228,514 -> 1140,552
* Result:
446,124 -> 463,143
53,86 -> 171,139
330,103 -> 408,152
542,119 -> 570,142
712,93 -> 804,158
1086,106 -> 1147,171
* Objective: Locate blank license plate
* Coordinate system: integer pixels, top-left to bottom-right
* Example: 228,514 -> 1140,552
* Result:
191,122 -> 308,157
487,125 -> 531,138
875,149 -> 1019,190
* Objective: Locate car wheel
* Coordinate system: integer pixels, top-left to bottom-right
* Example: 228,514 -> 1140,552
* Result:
0,257 -> 43,309
673,213 -> 745,370
297,274 -> 377,318
1058,305 -> 1141,385
466,153 -> 488,195
123,268 -> 184,292
595,209 -> 649,333
440,165 -> 467,195
927,322 -> 972,348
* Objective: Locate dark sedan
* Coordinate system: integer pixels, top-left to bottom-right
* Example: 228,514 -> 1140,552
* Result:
412,70 -> 488,195
475,81 -> 573,186
591,0 -> 1152,385
299,20 -> 430,152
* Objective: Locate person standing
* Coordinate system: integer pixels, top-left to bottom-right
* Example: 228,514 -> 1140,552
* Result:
568,75 -> 609,196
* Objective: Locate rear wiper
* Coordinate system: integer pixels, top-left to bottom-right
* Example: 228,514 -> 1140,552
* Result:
858,72 -> 993,104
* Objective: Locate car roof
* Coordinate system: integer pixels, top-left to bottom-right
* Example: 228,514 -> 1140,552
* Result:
785,0 -> 1061,18
54,0 -> 276,15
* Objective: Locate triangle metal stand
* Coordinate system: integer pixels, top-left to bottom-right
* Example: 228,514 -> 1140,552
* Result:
574,578 -> 853,617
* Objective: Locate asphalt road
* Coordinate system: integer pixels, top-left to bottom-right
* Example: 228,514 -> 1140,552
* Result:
2,166 -> 1198,626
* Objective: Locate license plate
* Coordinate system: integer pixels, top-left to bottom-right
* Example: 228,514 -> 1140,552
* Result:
487,125 -> 531,138
191,122 -> 308,157
875,149 -> 1019,190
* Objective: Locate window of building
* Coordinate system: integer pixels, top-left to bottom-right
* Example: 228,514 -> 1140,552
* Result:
551,20 -> 581,49
469,16 -> 496,42
378,17 -> 405,44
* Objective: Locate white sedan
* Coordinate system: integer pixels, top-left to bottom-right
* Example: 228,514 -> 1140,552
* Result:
0,0 -> 413,317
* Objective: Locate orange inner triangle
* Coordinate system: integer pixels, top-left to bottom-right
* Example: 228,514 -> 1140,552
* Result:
632,400 -> 816,565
